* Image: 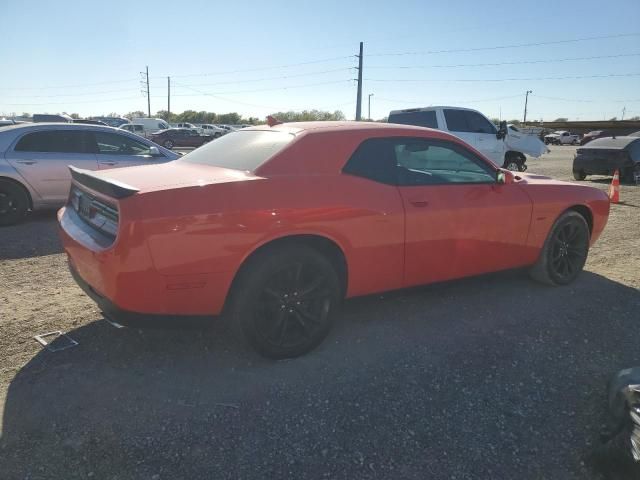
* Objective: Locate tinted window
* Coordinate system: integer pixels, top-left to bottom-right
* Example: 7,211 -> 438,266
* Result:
14,130 -> 88,153
444,109 -> 495,134
182,130 -> 294,171
343,138 -> 397,184
443,109 -> 468,132
394,139 -> 495,185
628,140 -> 640,161
91,132 -> 152,155
388,110 -> 438,129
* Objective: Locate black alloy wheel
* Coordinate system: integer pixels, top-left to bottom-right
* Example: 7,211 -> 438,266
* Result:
229,245 -> 340,359
0,180 -> 29,226
530,211 -> 590,286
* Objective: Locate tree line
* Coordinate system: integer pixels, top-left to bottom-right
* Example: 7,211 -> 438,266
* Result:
120,109 -> 345,124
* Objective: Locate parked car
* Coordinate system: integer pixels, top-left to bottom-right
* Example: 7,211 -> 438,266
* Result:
199,124 -> 225,137
545,131 -> 580,145
58,121 -> 609,359
71,119 -> 108,126
573,136 -> 640,182
89,117 -> 130,128
33,113 -> 72,123
149,128 -> 213,149
388,106 -> 548,171
580,130 -> 612,146
0,123 -> 179,225
118,123 -> 147,137
176,122 -> 197,129
131,118 -> 171,136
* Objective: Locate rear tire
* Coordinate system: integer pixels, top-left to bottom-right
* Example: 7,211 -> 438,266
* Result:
573,170 -> 587,181
529,211 -> 590,286
0,180 -> 30,226
226,245 -> 341,359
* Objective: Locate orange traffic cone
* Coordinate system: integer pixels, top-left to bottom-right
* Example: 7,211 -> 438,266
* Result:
608,169 -> 620,204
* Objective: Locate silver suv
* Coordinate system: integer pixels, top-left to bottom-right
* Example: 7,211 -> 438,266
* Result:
0,123 -> 179,225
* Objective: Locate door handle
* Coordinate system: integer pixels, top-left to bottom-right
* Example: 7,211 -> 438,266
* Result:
16,160 -> 37,165
409,199 -> 429,207
100,161 -> 118,166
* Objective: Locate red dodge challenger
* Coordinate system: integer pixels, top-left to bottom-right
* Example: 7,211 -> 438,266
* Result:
58,121 -> 610,358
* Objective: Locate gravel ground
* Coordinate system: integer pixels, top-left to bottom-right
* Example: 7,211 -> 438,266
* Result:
1,146 -> 639,479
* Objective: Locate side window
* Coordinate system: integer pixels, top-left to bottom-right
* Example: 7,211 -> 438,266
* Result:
14,130 -> 88,153
342,138 -> 397,185
628,141 -> 640,161
466,111 -> 496,134
158,123 -> 165,129
388,110 -> 438,129
92,131 -> 152,155
394,138 -> 495,186
443,109 -> 470,132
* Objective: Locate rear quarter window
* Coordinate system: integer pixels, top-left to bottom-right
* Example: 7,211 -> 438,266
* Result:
181,130 -> 295,171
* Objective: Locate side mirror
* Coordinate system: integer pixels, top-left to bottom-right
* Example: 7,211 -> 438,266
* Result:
496,168 -> 514,185
148,146 -> 161,156
496,120 -> 508,140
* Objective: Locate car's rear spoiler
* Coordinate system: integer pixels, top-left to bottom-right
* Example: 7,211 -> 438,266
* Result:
68,166 -> 139,199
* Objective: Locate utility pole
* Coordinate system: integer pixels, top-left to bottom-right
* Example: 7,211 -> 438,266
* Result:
368,93 -> 374,120
146,66 -> 151,118
622,106 -> 626,120
523,90 -> 532,125
167,76 -> 171,117
140,66 -> 151,117
355,42 -> 363,121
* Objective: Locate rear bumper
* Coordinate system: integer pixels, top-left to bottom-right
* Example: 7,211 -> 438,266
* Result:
58,206 -> 232,318
68,262 -> 211,327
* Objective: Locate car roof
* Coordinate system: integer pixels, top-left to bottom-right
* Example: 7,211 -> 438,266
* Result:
0,122 -> 122,133
247,121 -> 438,135
388,106 -> 481,114
581,136 -> 639,149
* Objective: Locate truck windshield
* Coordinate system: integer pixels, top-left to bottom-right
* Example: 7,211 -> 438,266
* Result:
180,130 -> 295,171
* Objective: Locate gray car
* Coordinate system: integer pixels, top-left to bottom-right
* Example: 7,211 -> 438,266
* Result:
0,123 -> 179,225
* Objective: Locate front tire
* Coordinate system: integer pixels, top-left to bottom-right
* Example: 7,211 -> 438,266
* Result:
529,211 -> 590,286
573,170 -> 587,181
163,140 -> 174,149
227,245 -> 341,359
0,180 -> 30,226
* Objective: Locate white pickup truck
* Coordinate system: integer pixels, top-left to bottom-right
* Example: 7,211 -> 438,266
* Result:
544,131 -> 580,145
388,106 -> 548,171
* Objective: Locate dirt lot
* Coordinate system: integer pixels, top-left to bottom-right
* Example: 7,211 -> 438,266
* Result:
1,146 -> 639,479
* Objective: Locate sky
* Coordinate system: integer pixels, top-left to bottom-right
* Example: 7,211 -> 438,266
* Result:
1,0 -> 639,122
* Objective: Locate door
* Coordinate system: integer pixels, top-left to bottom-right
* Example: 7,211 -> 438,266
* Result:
442,109 -> 504,166
89,131 -> 169,169
7,130 -> 97,204
391,137 -> 533,287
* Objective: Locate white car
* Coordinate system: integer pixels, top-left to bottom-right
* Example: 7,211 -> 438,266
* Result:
118,123 -> 147,137
131,118 -> 171,136
199,124 -> 225,137
0,123 -> 178,225
388,106 -> 548,171
544,131 -> 580,145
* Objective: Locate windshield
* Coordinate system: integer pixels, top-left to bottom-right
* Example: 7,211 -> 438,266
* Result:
181,130 -> 295,171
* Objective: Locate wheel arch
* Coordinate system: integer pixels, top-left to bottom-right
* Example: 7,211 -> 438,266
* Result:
566,204 -> 594,235
224,233 -> 349,312
0,175 -> 33,210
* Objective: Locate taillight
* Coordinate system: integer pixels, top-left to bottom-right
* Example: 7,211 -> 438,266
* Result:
69,185 -> 119,239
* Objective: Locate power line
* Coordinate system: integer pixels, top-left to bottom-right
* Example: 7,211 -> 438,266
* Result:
366,72 -> 640,83
174,67 -> 353,88
366,53 -> 640,69
157,55 -> 354,79
0,78 -> 140,91
2,96 -> 144,106
375,94 -> 525,104
171,79 -> 353,96
368,32 -> 640,57
531,94 -> 640,103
